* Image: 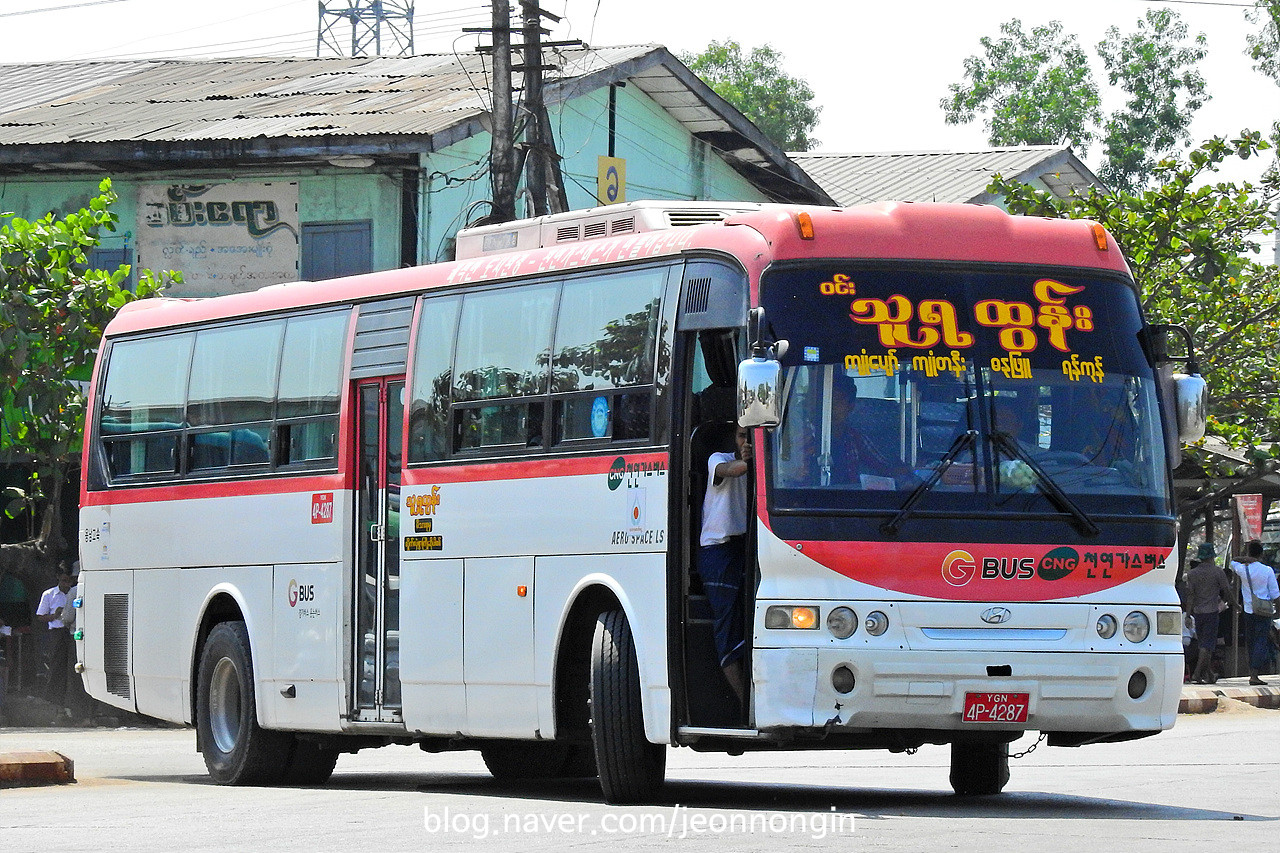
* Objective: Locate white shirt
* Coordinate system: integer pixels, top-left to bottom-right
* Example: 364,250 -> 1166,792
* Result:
37,585 -> 68,630
700,451 -> 749,546
1231,560 -> 1280,615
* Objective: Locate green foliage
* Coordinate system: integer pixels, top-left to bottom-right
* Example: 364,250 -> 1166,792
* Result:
683,39 -> 821,152
1246,0 -> 1280,85
990,133 -> 1280,463
0,178 -> 177,520
1097,9 -> 1209,193
941,19 -> 1100,150
943,12 -> 1210,191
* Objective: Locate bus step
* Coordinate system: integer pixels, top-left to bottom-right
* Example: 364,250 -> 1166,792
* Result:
678,726 -> 761,739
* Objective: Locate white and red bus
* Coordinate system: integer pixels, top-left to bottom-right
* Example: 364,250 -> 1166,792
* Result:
76,200 -> 1205,802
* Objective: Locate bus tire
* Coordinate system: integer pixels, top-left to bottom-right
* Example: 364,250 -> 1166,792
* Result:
280,738 -> 340,786
949,740 -> 1010,796
479,741 -> 572,780
196,620 -> 292,785
589,609 -> 665,803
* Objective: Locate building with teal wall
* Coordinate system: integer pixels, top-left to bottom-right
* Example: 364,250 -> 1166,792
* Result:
0,47 -> 828,297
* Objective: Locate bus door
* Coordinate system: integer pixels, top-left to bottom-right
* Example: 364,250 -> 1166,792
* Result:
681,328 -> 750,728
353,377 -> 404,721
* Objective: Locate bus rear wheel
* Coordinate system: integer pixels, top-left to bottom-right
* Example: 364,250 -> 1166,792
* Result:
589,609 -> 665,804
949,740 -> 1011,796
196,620 -> 292,785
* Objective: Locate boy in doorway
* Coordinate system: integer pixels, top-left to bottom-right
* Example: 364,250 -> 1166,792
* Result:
699,424 -> 752,705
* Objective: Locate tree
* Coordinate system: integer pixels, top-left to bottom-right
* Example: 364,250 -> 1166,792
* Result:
682,40 -> 821,151
943,12 -> 1210,190
1246,0 -> 1280,86
988,132 -> 1280,535
1096,9 -> 1209,193
1,178 -> 176,597
940,19 -> 1100,151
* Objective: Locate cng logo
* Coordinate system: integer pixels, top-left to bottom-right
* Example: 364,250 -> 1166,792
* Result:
1038,546 -> 1079,581
607,457 -> 626,491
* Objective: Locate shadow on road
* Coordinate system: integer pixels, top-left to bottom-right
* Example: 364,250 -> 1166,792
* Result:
114,770 -> 1276,822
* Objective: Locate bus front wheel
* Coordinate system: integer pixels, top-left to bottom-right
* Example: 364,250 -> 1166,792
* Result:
949,740 -> 1011,796
589,609 -> 665,803
196,620 -> 292,785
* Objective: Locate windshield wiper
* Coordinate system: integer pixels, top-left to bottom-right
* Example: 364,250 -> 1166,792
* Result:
991,431 -> 1100,537
881,430 -> 977,536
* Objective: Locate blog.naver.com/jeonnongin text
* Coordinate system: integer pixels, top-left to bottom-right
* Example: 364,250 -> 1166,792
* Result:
423,804 -> 856,840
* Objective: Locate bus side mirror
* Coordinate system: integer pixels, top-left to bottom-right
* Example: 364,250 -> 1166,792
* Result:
1150,324 -> 1208,468
738,356 -> 781,428
1172,371 -> 1208,444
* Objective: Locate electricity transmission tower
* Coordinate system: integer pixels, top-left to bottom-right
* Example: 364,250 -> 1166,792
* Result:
317,1 -> 415,58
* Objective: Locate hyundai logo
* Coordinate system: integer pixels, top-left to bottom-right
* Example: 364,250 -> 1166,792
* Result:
981,606 -> 1013,625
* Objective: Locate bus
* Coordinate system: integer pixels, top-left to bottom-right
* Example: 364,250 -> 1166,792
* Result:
76,200 -> 1206,802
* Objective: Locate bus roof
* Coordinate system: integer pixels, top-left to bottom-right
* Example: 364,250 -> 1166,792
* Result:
103,201 -> 1131,337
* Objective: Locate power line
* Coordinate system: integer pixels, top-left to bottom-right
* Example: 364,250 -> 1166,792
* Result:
0,0 -> 134,18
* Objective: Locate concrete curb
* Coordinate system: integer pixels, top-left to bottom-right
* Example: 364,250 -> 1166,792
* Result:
1178,679 -> 1280,714
0,751 -> 75,787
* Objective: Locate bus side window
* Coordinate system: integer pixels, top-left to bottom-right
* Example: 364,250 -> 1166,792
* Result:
408,296 -> 461,463
277,312 -> 347,465
98,333 -> 193,481
451,284 -> 556,452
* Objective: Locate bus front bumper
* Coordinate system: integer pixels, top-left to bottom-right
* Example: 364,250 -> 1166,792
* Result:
752,647 -> 1181,735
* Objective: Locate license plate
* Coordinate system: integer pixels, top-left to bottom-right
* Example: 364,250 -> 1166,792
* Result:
962,692 -> 1029,723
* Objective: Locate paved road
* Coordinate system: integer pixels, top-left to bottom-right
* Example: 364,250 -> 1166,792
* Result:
3,703 -> 1277,852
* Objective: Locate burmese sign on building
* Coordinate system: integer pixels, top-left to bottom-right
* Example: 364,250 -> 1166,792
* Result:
137,182 -> 300,297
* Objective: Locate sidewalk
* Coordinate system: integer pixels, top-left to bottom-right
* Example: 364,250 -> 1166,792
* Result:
1179,675 -> 1280,714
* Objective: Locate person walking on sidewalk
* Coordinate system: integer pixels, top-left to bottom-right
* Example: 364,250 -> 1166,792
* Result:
1230,540 -> 1279,686
1184,542 -> 1232,684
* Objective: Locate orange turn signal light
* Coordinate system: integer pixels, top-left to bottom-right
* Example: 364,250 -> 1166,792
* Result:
795,211 -> 815,240
790,606 -> 818,629
1090,223 -> 1109,251
516,585 -> 527,597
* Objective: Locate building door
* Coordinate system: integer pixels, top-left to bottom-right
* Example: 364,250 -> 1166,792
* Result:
353,377 -> 404,721
302,221 -> 372,280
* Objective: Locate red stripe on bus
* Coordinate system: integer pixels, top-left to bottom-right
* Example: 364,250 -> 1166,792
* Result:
403,451 -> 670,485
80,472 -> 348,506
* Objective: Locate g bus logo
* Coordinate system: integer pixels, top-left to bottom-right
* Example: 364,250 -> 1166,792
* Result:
287,579 -> 314,607
942,549 -> 977,587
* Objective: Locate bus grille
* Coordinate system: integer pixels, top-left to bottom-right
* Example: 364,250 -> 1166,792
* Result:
103,593 -> 131,699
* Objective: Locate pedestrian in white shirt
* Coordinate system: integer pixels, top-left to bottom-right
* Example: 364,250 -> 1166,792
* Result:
35,569 -> 75,704
1230,540 -> 1279,686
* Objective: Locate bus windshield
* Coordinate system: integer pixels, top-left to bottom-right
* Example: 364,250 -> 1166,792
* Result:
762,263 -> 1171,519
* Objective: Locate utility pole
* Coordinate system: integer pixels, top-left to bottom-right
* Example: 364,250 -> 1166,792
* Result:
518,1 -> 569,216
317,1 -> 415,58
470,1 -> 578,223
488,1 -> 516,223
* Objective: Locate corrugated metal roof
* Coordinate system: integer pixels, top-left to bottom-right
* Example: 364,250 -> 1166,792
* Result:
0,49 -> 650,146
0,46 -> 832,205
789,147 -> 1103,205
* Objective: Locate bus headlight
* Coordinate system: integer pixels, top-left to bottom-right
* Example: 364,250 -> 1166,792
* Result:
864,611 -> 889,636
765,605 -> 820,630
827,607 -> 858,639
1096,614 -> 1118,639
1123,611 -> 1150,643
